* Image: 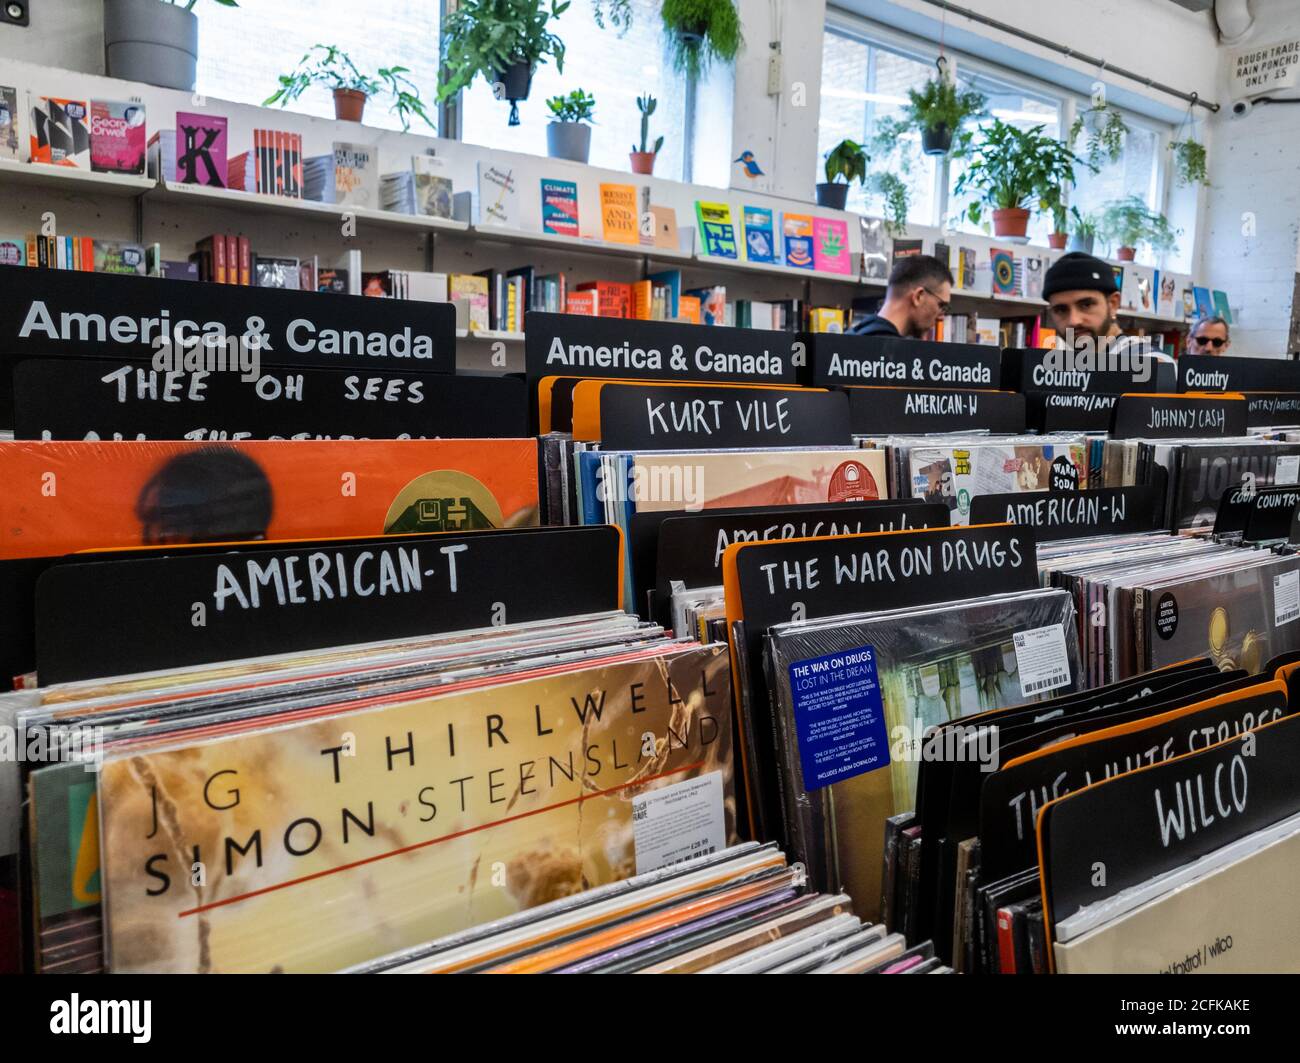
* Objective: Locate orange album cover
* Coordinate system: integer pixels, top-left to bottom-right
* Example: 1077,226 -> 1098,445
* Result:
0,439 -> 539,559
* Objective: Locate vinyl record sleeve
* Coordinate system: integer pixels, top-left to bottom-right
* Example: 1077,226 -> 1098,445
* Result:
765,589 -> 1079,920
96,643 -> 735,972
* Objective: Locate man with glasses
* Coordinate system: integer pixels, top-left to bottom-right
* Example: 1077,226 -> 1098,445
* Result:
1188,316 -> 1231,356
849,254 -> 953,338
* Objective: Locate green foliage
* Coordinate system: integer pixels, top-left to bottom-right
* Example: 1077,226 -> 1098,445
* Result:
591,0 -> 634,33
823,139 -> 868,185
634,93 -> 663,154
952,119 -> 1089,226
264,46 -> 433,131
661,0 -> 743,80
870,171 -> 910,236
904,76 -> 987,137
1069,105 -> 1130,167
1169,138 -> 1209,187
1100,195 -> 1180,254
438,0 -> 570,102
174,1 -> 238,9
547,88 -> 596,123
1070,206 -> 1100,239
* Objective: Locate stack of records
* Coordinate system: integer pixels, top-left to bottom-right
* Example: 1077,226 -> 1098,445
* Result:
346,842 -> 951,974
882,434 -> 1091,524
1039,533 -> 1300,685
763,588 -> 1081,923
7,611 -> 738,973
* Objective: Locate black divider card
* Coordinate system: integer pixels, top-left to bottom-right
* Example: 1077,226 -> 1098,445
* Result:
1181,354 -> 1300,393
598,384 -> 851,450
1040,712 -> 1300,932
1002,347 -> 1175,394
12,359 -> 528,440
1026,391 -> 1117,432
981,684 -> 1289,884
1247,392 -> 1300,427
641,500 -> 949,624
33,526 -> 623,685
968,486 -> 1166,541
846,386 -> 1025,435
1244,486 -> 1300,543
525,312 -> 802,386
1110,393 -> 1247,439
0,269 -> 456,426
1214,483 -> 1300,537
809,335 -> 999,389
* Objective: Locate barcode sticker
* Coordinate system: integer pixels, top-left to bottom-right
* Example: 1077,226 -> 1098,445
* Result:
1013,624 -> 1072,698
1276,569 -> 1300,627
1278,455 -> 1300,486
631,771 -> 725,875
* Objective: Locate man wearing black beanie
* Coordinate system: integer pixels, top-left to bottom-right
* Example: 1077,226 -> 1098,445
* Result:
1041,252 -> 1125,348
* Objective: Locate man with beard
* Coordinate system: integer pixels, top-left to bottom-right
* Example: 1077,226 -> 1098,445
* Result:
1042,251 -> 1170,369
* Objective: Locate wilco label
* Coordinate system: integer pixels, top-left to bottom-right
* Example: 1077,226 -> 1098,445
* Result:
596,384 -> 851,450
1110,393 -> 1247,439
13,358 -> 527,441
524,312 -> 801,386
1180,355 -> 1300,393
810,335 -> 999,389
847,386 -> 1025,435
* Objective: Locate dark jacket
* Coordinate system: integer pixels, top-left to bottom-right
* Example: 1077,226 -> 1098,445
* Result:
848,313 -> 901,337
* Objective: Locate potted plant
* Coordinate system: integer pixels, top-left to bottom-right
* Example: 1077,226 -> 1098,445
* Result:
264,46 -> 433,129
630,93 -> 664,175
438,0 -> 570,126
1169,137 -> 1209,187
952,119 -> 1087,239
1100,195 -> 1180,261
1067,206 -> 1100,255
1070,102 -> 1130,168
895,73 -> 986,156
103,0 -> 237,91
662,0 -> 743,81
818,139 -> 867,210
1046,201 -> 1069,249
546,88 -> 595,163
871,171 -> 910,237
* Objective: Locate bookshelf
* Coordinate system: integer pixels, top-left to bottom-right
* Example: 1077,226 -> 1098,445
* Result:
0,156 -> 154,196
457,328 -> 526,343
468,224 -> 695,263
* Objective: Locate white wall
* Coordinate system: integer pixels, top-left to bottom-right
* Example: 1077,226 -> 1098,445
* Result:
1201,0 -> 1300,356
0,0 -> 103,72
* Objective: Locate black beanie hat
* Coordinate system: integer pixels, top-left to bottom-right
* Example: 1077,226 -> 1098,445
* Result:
1042,252 -> 1119,299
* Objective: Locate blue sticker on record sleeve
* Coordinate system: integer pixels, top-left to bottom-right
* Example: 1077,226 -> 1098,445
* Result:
787,646 -> 891,790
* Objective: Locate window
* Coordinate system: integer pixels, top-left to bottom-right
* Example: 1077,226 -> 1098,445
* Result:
1070,111 -> 1163,243
196,0 -> 442,134
819,30 -> 937,224
458,0 -> 691,179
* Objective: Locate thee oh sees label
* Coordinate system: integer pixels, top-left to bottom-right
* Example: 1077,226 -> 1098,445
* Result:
631,772 -> 726,874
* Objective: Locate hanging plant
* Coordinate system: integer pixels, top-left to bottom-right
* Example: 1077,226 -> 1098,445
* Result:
661,0 -> 744,81
1069,104 -> 1130,167
874,69 -> 986,156
1169,138 -> 1208,187
591,0 -> 634,33
870,171 -> 910,237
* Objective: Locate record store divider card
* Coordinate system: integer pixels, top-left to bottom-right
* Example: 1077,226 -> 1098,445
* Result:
720,524 -> 1039,839
1110,392 -> 1247,439
846,386 -> 1026,435
968,486 -> 1167,541
1179,353 -> 1300,393
35,526 -> 625,684
13,358 -> 528,441
809,334 -> 999,389
0,269 -> 456,427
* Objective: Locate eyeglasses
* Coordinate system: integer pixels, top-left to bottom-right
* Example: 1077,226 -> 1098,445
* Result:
920,287 -> 951,314
1193,336 -> 1227,348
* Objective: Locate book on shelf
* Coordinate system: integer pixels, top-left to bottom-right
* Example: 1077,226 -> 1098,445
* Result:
742,206 -> 777,264
861,216 -> 889,280
685,285 -> 726,326
696,201 -> 739,259
576,280 -> 633,318
228,129 -> 302,197
28,95 -> 89,167
89,99 -> 146,175
600,183 -> 639,245
565,290 -> 599,316
414,155 -> 455,219
0,86 -> 19,161
891,238 -> 923,263
93,241 -> 147,275
174,110 -> 227,187
783,213 -> 814,269
808,307 -> 846,333
253,255 -> 300,289
678,294 -> 702,324
974,316 -> 1001,345
379,170 -> 417,214
478,161 -> 519,227
650,203 -> 679,251
540,178 -> 580,237
813,216 -> 852,274
450,273 -> 490,331
304,141 -> 378,208
1212,289 -> 1233,323
0,236 -> 23,266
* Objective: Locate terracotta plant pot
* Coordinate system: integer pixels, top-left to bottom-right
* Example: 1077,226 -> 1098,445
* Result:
816,182 -> 850,210
630,151 -> 657,175
992,207 -> 1030,238
1048,232 -> 1068,249
1117,246 -> 1137,261
333,88 -> 367,122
